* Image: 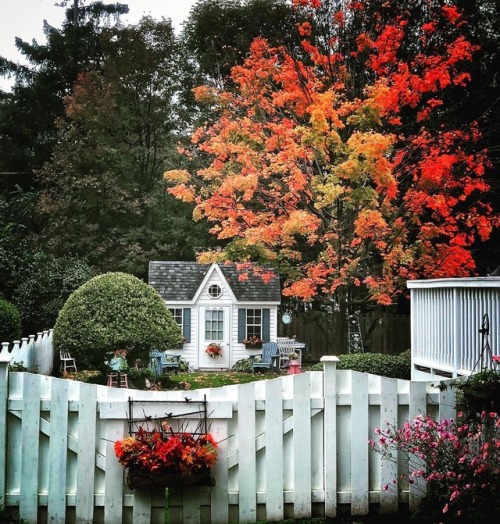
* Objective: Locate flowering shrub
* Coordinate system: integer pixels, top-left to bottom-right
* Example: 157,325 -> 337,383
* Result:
370,411 -> 500,522
205,343 -> 223,358
114,424 -> 218,477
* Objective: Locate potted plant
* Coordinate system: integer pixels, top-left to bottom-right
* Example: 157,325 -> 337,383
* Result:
114,422 -> 218,489
205,342 -> 223,358
243,336 -> 264,349
288,351 -> 299,363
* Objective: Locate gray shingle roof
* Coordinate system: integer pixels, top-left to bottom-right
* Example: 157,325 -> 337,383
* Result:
148,261 -> 281,302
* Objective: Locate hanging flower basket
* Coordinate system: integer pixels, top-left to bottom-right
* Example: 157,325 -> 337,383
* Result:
126,466 -> 215,489
115,426 -> 218,490
205,343 -> 223,358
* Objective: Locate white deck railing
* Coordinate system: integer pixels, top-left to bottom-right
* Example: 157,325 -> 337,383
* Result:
408,277 -> 500,380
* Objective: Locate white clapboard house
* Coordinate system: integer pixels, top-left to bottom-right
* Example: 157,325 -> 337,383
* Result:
148,261 -> 281,370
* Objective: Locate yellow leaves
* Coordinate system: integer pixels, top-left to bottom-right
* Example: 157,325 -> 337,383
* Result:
192,85 -> 219,104
163,169 -> 190,184
312,177 -> 344,210
282,210 -> 321,241
347,131 -> 394,159
308,91 -> 345,130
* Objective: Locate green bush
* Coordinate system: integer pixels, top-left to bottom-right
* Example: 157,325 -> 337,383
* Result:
310,352 -> 411,379
453,369 -> 500,422
0,297 -> 21,343
53,272 -> 183,370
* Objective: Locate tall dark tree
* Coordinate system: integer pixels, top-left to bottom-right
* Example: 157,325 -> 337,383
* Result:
182,0 -> 298,89
0,2 -> 128,174
37,17 -> 214,277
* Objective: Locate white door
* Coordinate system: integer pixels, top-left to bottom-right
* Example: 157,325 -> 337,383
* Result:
199,307 -> 230,368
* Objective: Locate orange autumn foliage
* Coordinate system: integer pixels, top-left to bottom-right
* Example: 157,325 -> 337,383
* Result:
165,1 -> 498,308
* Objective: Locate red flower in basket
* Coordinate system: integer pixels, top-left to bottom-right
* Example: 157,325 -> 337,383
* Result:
114,425 -> 219,488
205,343 -> 223,358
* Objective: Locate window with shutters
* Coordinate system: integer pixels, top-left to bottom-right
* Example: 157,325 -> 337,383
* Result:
169,308 -> 183,327
246,309 -> 262,339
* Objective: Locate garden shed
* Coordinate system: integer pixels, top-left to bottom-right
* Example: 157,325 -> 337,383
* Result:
148,261 -> 281,370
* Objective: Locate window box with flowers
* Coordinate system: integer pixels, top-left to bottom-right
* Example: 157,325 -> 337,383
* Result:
114,423 -> 218,489
243,336 -> 264,350
205,343 -> 223,359
174,337 -> 187,350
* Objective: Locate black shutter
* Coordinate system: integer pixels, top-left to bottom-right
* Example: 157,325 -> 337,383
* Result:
183,308 -> 191,342
262,309 -> 270,342
238,309 -> 246,343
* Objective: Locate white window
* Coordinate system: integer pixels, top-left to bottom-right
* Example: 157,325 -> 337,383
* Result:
205,309 -> 224,340
169,308 -> 183,327
246,309 -> 262,339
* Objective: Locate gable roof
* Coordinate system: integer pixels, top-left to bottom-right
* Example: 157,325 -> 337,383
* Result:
148,261 -> 281,303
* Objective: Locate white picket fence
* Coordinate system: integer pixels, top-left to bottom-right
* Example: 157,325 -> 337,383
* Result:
0,330 -> 54,375
0,349 -> 456,524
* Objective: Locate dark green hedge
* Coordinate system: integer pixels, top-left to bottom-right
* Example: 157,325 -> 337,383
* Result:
311,351 -> 411,379
0,297 -> 21,343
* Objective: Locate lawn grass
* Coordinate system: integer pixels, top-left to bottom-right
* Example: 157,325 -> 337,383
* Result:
168,370 -> 281,389
65,367 -> 290,390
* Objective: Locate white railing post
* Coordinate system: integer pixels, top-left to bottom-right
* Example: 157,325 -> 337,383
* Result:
321,355 -> 339,518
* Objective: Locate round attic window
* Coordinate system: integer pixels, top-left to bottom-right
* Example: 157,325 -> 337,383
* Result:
208,284 -> 222,298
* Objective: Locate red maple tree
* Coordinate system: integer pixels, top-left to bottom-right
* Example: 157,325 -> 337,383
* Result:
165,1 -> 498,320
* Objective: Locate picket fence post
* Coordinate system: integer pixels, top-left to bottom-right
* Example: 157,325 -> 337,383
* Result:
321,355 -> 339,519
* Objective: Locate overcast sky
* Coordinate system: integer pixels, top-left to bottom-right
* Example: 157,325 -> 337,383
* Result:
0,0 -> 198,90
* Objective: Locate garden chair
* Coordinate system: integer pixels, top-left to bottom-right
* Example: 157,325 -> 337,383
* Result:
251,341 -> 279,373
160,352 -> 181,374
59,349 -> 77,373
149,350 -> 163,375
276,337 -> 297,370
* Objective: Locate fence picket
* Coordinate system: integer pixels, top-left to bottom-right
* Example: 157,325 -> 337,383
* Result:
237,382 -> 257,523
408,381 -> 428,513
379,376 -> 399,514
264,378 -> 284,521
103,417 -> 126,523
350,371 -> 369,515
19,373 -> 41,521
48,378 -> 69,523
293,372 -> 312,518
322,357 -> 339,518
76,382 -> 98,524
206,387 -> 230,524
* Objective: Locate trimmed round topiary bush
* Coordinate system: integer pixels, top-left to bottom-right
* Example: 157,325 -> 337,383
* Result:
0,297 -> 21,343
53,272 -> 183,370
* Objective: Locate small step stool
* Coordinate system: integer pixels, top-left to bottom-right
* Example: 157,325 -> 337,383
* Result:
107,372 -> 128,388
